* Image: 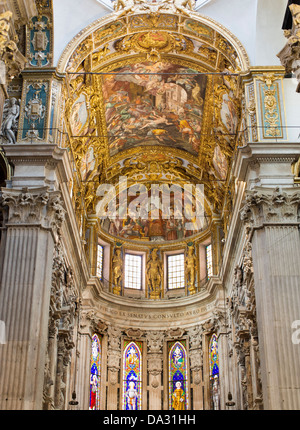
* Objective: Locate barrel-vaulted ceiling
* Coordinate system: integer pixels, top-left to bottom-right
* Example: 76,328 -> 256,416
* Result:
62,4 -> 248,245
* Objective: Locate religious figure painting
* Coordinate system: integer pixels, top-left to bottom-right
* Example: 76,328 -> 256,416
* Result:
212,144 -> 228,181
81,146 -> 96,182
169,341 -> 188,410
123,342 -> 142,411
89,334 -> 101,410
220,92 -> 238,134
70,93 -> 89,136
102,61 -> 207,156
99,185 -> 209,242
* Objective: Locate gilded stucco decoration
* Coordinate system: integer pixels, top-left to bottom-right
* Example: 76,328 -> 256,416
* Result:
57,1 -> 249,267
27,0 -> 53,67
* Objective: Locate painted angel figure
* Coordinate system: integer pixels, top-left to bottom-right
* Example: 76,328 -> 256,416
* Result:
1,97 -> 20,144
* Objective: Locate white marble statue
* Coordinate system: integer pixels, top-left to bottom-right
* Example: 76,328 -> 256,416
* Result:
112,0 -> 196,16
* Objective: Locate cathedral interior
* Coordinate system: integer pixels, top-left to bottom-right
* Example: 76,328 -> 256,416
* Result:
0,0 -> 300,411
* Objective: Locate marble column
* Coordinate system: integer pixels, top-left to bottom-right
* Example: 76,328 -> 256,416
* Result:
241,187 -> 300,409
0,187 -> 65,410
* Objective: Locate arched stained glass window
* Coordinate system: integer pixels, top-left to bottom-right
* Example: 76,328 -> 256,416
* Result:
123,341 -> 142,410
210,334 -> 220,410
89,334 -> 101,410
169,341 -> 188,410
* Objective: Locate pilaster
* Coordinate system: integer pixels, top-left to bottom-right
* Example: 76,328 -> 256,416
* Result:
146,331 -> 164,410
240,186 -> 300,410
0,186 -> 66,410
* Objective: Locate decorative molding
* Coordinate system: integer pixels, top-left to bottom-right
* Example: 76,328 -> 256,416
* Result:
56,7 -> 250,74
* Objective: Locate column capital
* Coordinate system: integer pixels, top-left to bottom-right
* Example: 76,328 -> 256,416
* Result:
1,186 -> 66,241
240,186 -> 300,227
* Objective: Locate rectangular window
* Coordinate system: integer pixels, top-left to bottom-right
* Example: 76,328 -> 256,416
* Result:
125,254 -> 142,290
206,244 -> 213,279
96,245 -> 104,280
167,254 -> 185,290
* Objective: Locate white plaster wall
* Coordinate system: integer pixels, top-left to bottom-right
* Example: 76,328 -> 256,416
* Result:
53,0 -> 289,68
282,77 -> 300,143
199,0 -> 257,65
255,0 -> 287,67
53,0 -> 111,65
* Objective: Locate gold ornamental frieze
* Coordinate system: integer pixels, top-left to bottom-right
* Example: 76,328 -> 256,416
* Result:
114,30 -> 194,61
129,13 -> 179,31
64,14 -> 244,75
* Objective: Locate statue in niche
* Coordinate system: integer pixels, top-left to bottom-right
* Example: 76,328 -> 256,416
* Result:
185,245 -> 197,294
147,248 -> 162,299
1,97 -> 20,144
112,247 -> 123,295
172,381 -> 185,410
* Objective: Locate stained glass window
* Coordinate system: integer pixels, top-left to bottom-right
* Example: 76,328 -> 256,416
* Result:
89,334 -> 101,410
96,244 -> 104,280
210,334 -> 220,410
206,244 -> 213,279
123,341 -> 142,410
168,341 -> 188,410
125,254 -> 142,290
167,254 -> 185,289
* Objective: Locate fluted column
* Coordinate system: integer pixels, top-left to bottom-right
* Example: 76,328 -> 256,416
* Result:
241,187 -> 300,409
0,187 -> 65,410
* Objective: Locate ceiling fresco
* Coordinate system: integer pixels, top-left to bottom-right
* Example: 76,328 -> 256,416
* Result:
62,8 -> 244,245
98,183 -> 210,243
102,61 -> 207,157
